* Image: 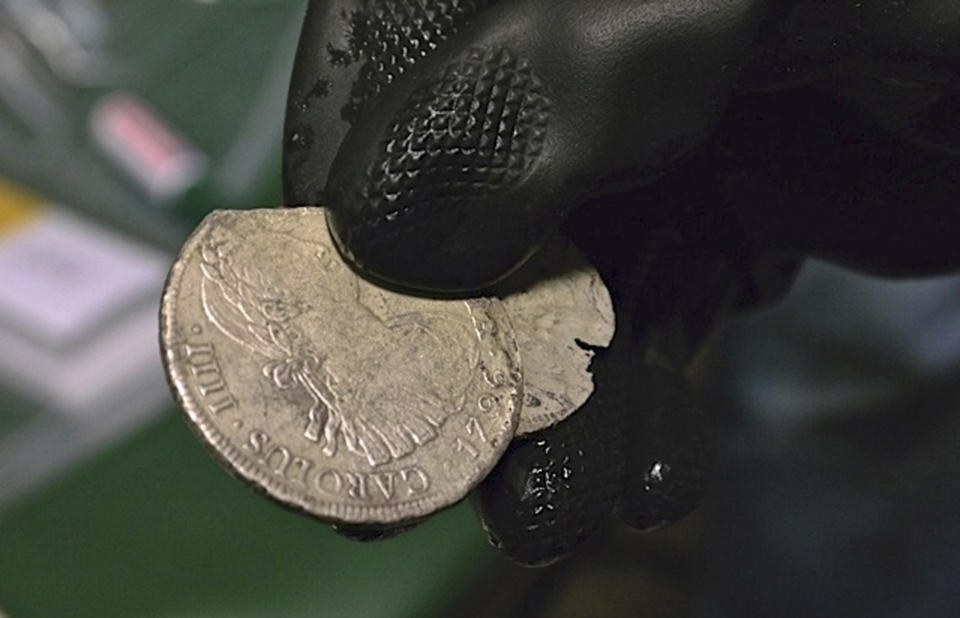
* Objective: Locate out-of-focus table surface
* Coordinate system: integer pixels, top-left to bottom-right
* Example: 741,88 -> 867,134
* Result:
0,411 -> 495,618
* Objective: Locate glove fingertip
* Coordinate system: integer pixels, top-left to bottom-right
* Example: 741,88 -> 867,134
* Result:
325,41 -> 555,293
618,370 -> 711,532
475,397 -> 625,566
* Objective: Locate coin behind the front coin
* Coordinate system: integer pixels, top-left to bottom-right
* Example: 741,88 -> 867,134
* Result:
497,237 -> 615,435
161,208 -> 521,525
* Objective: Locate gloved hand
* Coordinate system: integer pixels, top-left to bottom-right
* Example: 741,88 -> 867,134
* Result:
283,0 -> 960,565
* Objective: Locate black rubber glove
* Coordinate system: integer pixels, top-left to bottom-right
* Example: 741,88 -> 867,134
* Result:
283,0 -> 960,565
285,0 -> 766,291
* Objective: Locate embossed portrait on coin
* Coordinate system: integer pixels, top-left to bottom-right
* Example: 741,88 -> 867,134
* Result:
198,228 -> 480,468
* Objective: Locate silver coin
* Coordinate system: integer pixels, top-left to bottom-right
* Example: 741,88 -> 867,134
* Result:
496,236 -> 615,435
160,207 -> 521,525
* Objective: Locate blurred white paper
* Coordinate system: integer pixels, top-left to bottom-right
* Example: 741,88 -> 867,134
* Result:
0,193 -> 173,505
0,195 -> 170,419
0,207 -> 168,348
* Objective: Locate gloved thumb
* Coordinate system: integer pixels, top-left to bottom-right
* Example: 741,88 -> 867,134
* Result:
323,0 -> 768,292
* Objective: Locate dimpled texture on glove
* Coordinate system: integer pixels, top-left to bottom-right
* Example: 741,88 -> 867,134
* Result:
356,47 -> 550,241
476,349 -> 626,567
332,0 -> 496,122
284,0 -> 499,202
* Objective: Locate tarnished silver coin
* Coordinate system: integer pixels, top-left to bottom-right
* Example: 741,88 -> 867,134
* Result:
496,236 -> 615,435
161,208 -> 521,525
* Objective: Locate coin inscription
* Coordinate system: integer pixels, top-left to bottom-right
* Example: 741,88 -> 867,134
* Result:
161,208 -> 521,524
